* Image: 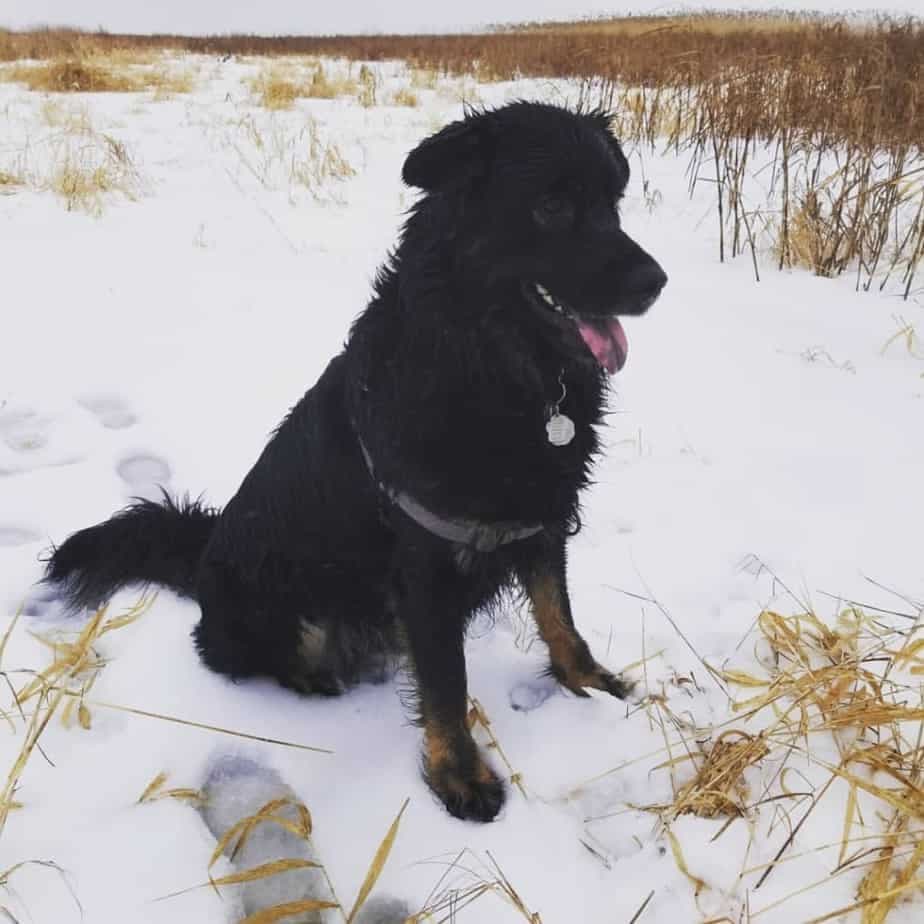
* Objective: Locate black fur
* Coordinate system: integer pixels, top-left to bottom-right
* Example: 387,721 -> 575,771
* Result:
44,492 -> 217,609
44,101 -> 666,822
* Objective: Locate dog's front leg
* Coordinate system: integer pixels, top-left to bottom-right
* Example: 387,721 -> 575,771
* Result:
397,549 -> 505,823
517,535 -> 632,699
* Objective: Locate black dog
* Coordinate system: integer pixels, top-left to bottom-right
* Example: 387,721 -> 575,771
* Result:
44,102 -> 666,822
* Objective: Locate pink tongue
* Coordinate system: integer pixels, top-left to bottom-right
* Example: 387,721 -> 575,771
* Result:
575,318 -> 629,374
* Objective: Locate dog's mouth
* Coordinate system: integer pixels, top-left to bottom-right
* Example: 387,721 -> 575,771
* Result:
530,282 -> 628,374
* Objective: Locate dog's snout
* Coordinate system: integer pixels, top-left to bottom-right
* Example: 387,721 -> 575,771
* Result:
627,262 -> 668,300
621,261 -> 667,313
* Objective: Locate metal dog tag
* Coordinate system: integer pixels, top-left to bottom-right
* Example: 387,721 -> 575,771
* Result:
546,413 -> 575,446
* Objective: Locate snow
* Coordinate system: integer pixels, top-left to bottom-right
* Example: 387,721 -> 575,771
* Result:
1,54 -> 923,924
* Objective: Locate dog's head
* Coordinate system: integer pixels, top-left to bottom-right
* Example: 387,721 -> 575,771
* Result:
402,101 -> 666,374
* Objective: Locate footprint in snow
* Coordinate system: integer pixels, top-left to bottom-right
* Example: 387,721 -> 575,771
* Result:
0,405 -> 83,475
0,407 -> 50,454
199,754 -> 410,924
117,452 -> 172,500
509,677 -> 558,712
77,395 -> 138,430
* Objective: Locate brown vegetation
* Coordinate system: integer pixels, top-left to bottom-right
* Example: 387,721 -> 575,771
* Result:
0,54 -> 195,95
1,15 -> 922,292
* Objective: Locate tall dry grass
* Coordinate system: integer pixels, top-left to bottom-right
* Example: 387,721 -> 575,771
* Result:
0,54 -> 196,95
2,16 -> 922,290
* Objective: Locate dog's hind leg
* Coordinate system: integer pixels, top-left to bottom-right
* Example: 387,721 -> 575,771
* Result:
516,535 -> 632,699
396,547 -> 505,823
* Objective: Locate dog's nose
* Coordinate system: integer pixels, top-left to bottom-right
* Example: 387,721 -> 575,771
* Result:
622,263 -> 667,313
626,263 -> 668,302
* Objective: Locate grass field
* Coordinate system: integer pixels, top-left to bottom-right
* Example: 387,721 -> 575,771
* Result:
2,13 -> 923,293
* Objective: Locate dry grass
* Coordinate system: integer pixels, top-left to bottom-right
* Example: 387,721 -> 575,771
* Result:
408,67 -> 439,91
405,848 -> 543,922
0,599 -> 152,838
2,58 -> 138,92
222,112 -> 356,203
356,63 -> 377,108
0,54 -> 195,96
149,783 -> 411,923
250,66 -> 301,110
631,605 -> 924,922
0,99 -> 145,214
0,168 -> 23,189
303,62 -> 342,99
38,98 -> 93,131
45,131 -> 142,214
5,16 -> 920,291
389,86 -> 419,108
248,61 -> 360,109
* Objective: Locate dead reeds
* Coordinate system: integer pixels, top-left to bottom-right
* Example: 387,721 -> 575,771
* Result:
4,15 -> 920,292
635,605 -> 924,922
0,597 -> 153,838
0,55 -> 196,95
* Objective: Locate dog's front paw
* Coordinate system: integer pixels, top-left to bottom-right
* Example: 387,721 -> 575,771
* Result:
424,744 -> 505,822
593,668 -> 634,699
551,661 -> 634,700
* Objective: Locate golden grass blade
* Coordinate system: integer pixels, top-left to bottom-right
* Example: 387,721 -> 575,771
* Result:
821,763 -> 921,819
0,601 -> 147,836
0,607 -> 22,668
720,669 -> 770,688
59,696 -> 333,754
77,702 -> 91,730
345,798 -> 409,923
60,696 -> 76,728
156,861 -> 326,903
804,877 -> 924,923
138,771 -> 168,803
468,697 -> 527,798
837,783 -> 857,868
209,858 -> 320,887
210,798 -> 291,867
159,788 -> 203,804
665,828 -> 705,896
209,797 -> 312,869
98,606 -> 148,635
619,648 -> 665,674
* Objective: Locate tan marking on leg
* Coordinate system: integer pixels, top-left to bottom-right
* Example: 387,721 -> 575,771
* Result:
528,573 -> 588,680
424,721 -> 457,773
425,721 -> 496,782
526,573 -> 625,694
475,758 -> 497,784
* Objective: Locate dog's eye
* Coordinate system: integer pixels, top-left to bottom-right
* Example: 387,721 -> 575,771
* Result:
533,195 -> 575,229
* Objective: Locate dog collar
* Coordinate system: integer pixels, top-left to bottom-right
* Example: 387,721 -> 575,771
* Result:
354,432 -> 544,552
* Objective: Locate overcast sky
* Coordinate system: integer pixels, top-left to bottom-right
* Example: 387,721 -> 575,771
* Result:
4,0 -> 920,34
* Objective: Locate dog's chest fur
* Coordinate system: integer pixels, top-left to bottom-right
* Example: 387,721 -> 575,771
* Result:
346,272 -> 605,531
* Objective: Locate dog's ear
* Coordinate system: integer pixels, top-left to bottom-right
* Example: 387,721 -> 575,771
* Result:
586,110 -> 630,185
402,115 -> 494,191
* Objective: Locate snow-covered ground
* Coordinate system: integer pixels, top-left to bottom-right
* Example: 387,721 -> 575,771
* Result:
1,55 -> 923,923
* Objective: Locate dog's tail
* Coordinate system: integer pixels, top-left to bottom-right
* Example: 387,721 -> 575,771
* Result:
44,493 -> 218,611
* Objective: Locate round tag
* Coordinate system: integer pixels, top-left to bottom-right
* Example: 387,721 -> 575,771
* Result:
546,413 -> 575,446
